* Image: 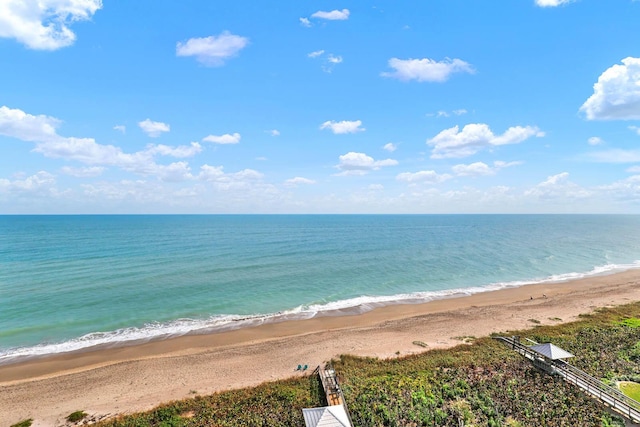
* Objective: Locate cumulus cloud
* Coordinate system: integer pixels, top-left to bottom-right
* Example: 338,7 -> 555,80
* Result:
284,177 -> 316,187
299,17 -> 312,27
203,133 -> 241,144
588,136 -> 604,146
320,120 -> 365,134
381,58 -> 474,82
629,126 -> 640,136
452,160 -> 522,177
308,50 -> 325,58
383,143 -> 397,152
0,0 -> 102,50
311,9 -> 350,20
0,171 -> 56,194
267,129 -> 280,136
60,166 -> 105,177
197,165 -> 264,190
145,142 -> 202,158
0,106 -> 205,181
627,166 -> 640,173
535,0 -> 575,6
335,152 -> 398,176
396,170 -> 451,184
0,105 -> 60,142
525,172 -> 590,200
327,54 -> 343,64
427,123 -> 544,159
113,125 -> 126,133
176,31 -> 249,67
597,175 -> 640,202
580,57 -> 640,120
138,119 -> 170,138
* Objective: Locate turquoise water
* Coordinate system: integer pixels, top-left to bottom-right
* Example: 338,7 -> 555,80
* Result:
1,215 -> 640,363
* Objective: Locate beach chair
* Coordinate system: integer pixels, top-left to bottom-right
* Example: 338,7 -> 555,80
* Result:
303,364 -> 308,371
296,364 -> 302,371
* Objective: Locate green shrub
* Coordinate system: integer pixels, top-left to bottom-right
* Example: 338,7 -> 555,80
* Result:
10,420 -> 33,427
66,411 -> 88,423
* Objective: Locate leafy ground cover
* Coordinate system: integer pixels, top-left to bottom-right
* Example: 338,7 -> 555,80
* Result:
97,302 -> 640,427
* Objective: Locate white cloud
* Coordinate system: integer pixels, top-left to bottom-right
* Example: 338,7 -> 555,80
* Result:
584,149 -> 640,163
197,165 -> 264,190
308,50 -> 343,72
630,126 -> 640,135
320,120 -> 365,134
176,31 -> 249,67
0,0 -> 102,50
311,9 -> 350,20
588,136 -> 604,146
336,152 -> 398,176
381,58 -> 474,82
138,119 -> 170,138
203,133 -> 241,144
437,111 -> 449,118
535,0 -> 575,6
525,172 -> 591,200
60,166 -> 105,177
0,105 -> 62,142
368,184 -> 384,191
627,166 -> 640,173
452,160 -> 522,177
0,106 -> 204,181
267,129 -> 280,136
580,57 -> 640,120
452,162 -> 494,177
597,175 -> 640,202
427,123 -> 544,159
113,125 -> 126,133
453,109 -> 468,116
284,177 -> 316,187
145,142 -> 202,158
396,170 -> 451,184
299,17 -> 312,27
383,143 -> 397,152
0,171 -> 56,194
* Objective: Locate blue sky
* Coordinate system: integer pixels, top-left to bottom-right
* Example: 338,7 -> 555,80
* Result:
1,0 -> 640,213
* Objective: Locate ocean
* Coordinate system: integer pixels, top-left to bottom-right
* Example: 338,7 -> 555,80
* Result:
1,214 -> 639,364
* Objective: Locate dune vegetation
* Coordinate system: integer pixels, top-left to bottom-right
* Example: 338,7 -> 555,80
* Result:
96,302 -> 640,427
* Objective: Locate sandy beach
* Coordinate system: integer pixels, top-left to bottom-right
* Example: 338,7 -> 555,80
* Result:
1,269 -> 640,426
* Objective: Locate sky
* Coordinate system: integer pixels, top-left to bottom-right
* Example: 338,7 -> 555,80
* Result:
1,0 -> 640,214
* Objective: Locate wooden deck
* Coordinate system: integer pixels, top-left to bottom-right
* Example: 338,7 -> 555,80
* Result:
495,336 -> 640,424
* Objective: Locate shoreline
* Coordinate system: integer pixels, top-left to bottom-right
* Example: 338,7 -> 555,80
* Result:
2,269 -> 640,426
4,263 -> 638,366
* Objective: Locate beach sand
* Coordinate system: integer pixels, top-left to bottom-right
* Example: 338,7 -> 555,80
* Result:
1,270 -> 639,426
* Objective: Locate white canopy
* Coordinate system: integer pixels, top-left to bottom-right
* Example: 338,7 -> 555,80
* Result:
302,405 -> 352,427
529,343 -> 574,360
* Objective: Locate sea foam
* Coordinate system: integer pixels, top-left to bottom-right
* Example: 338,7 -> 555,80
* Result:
1,260 -> 638,365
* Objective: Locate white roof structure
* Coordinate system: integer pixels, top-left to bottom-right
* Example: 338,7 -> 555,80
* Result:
529,343 -> 574,360
302,405 -> 352,427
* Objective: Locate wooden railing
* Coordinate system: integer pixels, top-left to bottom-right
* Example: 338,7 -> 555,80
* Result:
495,336 -> 640,423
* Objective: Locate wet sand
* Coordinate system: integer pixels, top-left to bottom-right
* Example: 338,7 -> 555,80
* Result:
1,269 -> 639,426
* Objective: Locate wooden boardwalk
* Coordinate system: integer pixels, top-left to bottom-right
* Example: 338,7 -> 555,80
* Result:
496,336 -> 640,424
318,366 -> 345,406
